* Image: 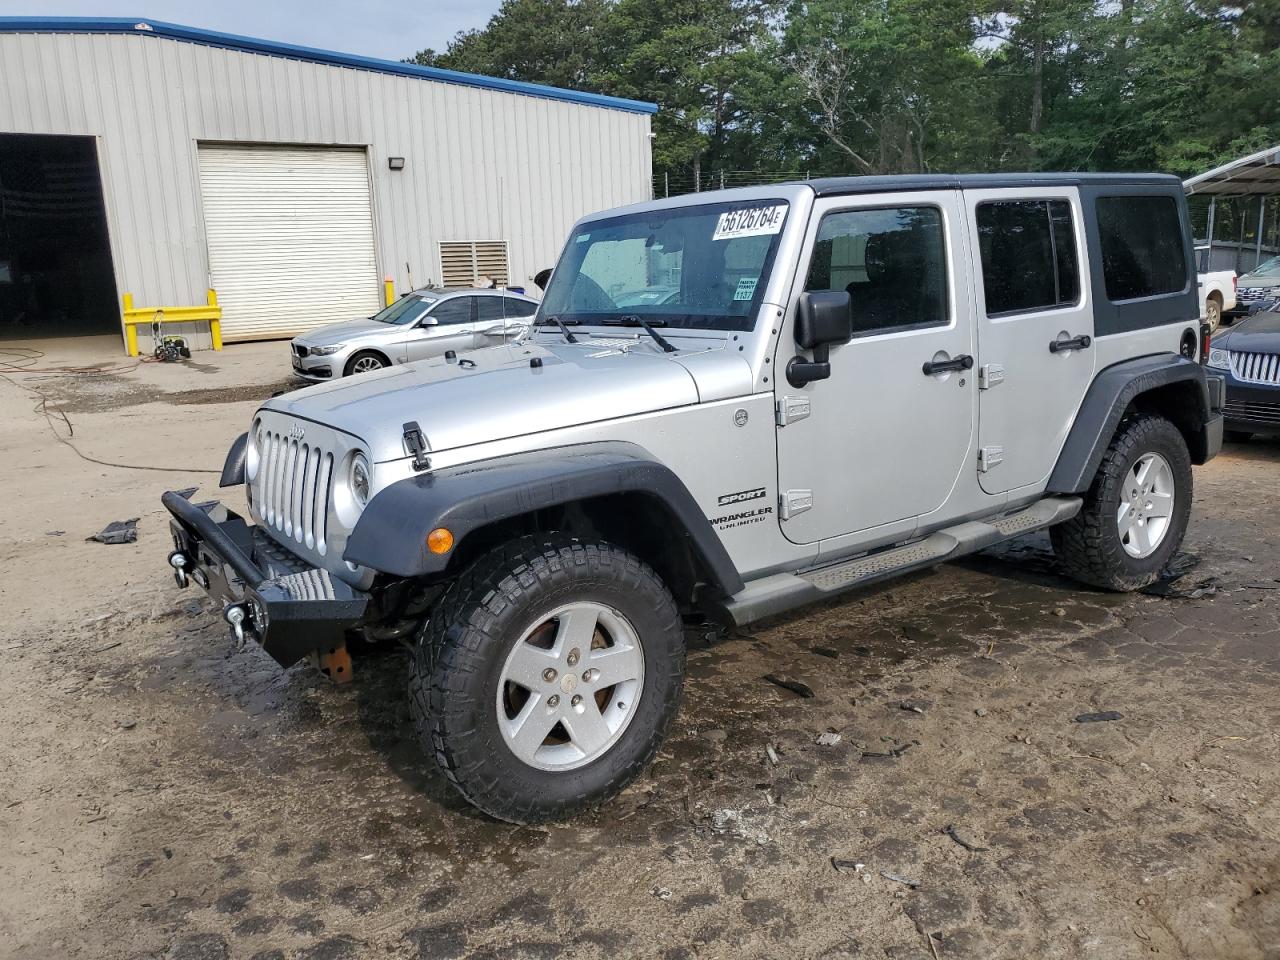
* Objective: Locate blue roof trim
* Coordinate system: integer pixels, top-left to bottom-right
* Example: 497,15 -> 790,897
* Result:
0,16 -> 659,115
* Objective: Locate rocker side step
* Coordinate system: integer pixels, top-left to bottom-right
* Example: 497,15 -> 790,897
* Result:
716,495 -> 1081,627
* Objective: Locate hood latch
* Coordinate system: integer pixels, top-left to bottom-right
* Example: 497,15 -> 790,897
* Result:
402,421 -> 431,472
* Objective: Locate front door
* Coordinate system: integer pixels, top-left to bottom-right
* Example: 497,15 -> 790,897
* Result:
964,189 -> 1096,494
402,296 -> 477,362
775,190 -> 977,544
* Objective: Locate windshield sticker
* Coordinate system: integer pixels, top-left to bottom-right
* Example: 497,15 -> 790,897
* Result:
712,204 -> 787,241
733,277 -> 759,301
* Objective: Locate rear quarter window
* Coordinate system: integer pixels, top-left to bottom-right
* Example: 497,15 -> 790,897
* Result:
1096,196 -> 1187,301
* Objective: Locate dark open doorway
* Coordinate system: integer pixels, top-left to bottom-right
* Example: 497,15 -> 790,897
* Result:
0,133 -> 118,338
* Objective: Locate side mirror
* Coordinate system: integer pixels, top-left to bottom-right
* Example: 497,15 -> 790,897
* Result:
415,315 -> 438,328
787,291 -> 852,387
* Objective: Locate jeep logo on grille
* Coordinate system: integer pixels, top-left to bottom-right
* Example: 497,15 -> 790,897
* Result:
718,487 -> 766,507
287,423 -> 305,441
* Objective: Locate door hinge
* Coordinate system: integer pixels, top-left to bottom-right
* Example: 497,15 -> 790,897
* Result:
780,489 -> 813,519
978,445 -> 1004,472
776,395 -> 812,426
978,363 -> 1005,390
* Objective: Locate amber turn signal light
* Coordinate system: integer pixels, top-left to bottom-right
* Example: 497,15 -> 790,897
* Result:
427,527 -> 454,554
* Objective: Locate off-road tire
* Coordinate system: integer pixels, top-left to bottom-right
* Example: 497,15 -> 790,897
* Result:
1050,414 -> 1192,591
408,535 -> 685,823
344,350 -> 389,376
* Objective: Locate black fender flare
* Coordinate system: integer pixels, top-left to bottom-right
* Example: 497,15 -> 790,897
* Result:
1048,354 -> 1219,494
344,441 -> 745,596
220,432 -> 248,488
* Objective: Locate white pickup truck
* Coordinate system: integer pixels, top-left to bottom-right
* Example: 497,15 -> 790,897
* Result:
1195,246 -> 1237,331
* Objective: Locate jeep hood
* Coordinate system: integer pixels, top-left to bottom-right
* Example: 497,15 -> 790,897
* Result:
261,337 -> 752,460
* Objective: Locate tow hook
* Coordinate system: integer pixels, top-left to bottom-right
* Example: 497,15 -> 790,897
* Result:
168,550 -> 190,588
224,603 -> 249,649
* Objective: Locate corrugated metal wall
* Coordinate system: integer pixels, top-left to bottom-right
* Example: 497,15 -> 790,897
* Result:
0,31 -> 653,343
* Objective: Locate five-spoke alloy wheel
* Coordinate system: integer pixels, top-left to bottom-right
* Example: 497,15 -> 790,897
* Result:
1052,414 -> 1192,591
410,536 -> 685,823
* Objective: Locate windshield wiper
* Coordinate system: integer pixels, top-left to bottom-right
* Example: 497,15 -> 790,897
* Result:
605,315 -> 677,353
534,315 -> 579,343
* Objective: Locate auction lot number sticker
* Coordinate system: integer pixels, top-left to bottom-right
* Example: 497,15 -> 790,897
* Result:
713,204 -> 788,241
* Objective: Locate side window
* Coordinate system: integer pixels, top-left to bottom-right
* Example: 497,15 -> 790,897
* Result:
977,200 -> 1080,315
504,297 -> 538,318
805,206 -> 947,335
475,297 -> 508,322
1096,196 -> 1187,301
429,297 -> 473,325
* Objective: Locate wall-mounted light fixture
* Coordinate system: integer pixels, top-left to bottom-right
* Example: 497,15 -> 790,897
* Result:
388,157 -> 406,170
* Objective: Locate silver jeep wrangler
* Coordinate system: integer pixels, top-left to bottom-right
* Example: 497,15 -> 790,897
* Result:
164,174 -> 1224,823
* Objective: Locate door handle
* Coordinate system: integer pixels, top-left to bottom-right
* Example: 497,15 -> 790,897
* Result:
922,354 -> 973,376
1049,334 -> 1092,353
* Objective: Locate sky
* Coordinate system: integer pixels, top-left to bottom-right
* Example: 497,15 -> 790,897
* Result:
0,1 -> 503,61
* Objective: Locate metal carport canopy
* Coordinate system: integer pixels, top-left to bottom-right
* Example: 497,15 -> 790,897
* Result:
1184,145 -> 1280,197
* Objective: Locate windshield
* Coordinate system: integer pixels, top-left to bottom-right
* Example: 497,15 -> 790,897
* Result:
540,199 -> 789,332
373,294 -> 436,325
1248,255 -> 1280,278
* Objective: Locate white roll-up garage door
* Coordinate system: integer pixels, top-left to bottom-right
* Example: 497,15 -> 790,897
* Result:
198,145 -> 380,341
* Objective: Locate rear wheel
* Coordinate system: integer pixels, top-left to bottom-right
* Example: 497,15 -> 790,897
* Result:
409,535 -> 685,823
345,350 -> 388,376
1205,295 -> 1223,333
1051,414 -> 1192,591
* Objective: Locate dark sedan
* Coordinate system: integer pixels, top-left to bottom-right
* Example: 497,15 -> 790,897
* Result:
1209,307 -> 1280,439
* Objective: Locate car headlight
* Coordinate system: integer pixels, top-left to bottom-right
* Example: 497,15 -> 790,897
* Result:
1208,347 -> 1231,370
310,344 -> 346,356
350,453 -> 371,507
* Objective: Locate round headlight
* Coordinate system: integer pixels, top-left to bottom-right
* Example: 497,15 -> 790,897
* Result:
350,453 -> 371,507
246,425 -> 262,482
1208,347 -> 1230,370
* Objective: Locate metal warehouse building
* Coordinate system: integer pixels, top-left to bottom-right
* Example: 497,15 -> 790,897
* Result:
0,17 -> 655,351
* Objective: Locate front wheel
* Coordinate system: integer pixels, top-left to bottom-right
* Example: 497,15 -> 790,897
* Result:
409,536 -> 685,823
1051,414 -> 1193,591
344,350 -> 388,376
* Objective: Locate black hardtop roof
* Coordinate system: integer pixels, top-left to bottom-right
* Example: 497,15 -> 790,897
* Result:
806,172 -> 1182,197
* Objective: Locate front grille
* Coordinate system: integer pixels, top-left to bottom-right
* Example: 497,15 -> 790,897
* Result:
1237,287 -> 1273,304
1224,398 -> 1280,425
253,427 -> 334,555
1229,350 -> 1280,386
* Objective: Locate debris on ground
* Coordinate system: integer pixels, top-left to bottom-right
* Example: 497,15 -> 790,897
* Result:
831,858 -> 863,873
899,701 -> 927,714
45,530 -> 64,537
862,741 -> 917,760
650,885 -> 672,900
1075,711 -> 1124,723
943,824 -> 987,852
880,871 -> 921,889
816,732 -> 843,746
974,707 -> 989,717
1141,553 -> 1220,598
86,518 -> 139,545
763,674 -> 815,698
708,808 -> 771,845
765,743 -> 779,765
1052,607 -> 1067,617
811,646 -> 840,659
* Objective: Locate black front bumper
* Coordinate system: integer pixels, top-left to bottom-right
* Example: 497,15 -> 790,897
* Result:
162,491 -> 369,667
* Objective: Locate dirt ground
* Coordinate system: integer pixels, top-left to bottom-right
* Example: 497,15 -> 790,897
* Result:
2,337 -> 1279,960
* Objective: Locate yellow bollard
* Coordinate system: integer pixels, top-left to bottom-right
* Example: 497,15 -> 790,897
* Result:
207,289 -> 222,350
384,276 -> 395,307
122,293 -> 138,356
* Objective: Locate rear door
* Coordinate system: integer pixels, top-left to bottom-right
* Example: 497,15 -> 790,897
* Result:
774,190 -> 977,544
966,189 -> 1096,494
